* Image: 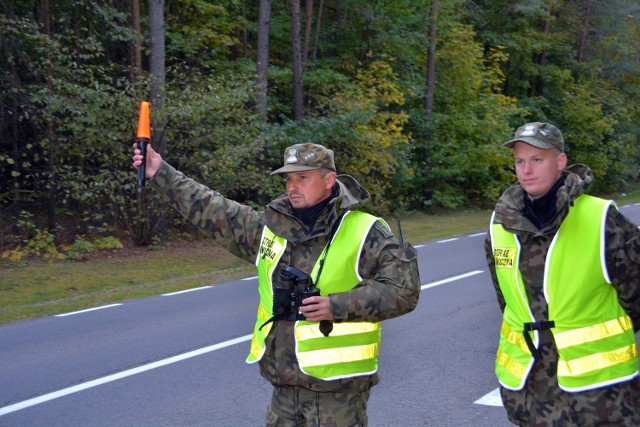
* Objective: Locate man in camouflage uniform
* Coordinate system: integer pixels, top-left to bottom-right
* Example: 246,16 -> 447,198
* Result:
485,122 -> 640,426
133,142 -> 421,426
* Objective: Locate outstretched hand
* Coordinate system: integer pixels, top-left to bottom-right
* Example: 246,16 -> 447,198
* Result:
132,142 -> 162,179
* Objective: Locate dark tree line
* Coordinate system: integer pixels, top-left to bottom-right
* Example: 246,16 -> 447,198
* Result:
1,0 -> 639,258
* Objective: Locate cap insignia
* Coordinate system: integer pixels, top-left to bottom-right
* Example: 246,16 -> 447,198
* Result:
285,148 -> 298,164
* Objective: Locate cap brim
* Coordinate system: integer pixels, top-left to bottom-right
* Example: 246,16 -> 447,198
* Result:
269,165 -> 321,175
504,137 -> 556,150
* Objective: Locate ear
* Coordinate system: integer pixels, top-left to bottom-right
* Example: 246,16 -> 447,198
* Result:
325,172 -> 337,189
558,152 -> 568,170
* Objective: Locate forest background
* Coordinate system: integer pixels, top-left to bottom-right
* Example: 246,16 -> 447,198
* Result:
1,0 -> 640,262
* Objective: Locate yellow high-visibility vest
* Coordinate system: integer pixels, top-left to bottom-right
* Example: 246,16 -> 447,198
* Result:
247,211 -> 385,381
490,194 -> 638,392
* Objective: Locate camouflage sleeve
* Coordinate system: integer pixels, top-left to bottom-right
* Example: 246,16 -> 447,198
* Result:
484,233 -> 506,312
328,221 -> 421,322
605,207 -> 640,330
149,161 -> 262,263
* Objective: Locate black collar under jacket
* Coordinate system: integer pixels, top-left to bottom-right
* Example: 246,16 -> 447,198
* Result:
522,177 -> 565,229
292,186 -> 338,229
262,174 -> 371,245
493,163 -> 595,238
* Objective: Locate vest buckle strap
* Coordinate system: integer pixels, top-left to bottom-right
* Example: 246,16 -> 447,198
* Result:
524,321 -> 555,332
522,321 -> 555,361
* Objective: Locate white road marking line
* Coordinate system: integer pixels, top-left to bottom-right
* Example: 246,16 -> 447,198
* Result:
0,334 -> 253,417
55,304 -> 123,317
162,286 -> 212,296
415,231 -> 486,248
469,232 -> 487,237
437,238 -> 459,243
421,270 -> 484,290
474,387 -> 503,406
242,276 -> 258,281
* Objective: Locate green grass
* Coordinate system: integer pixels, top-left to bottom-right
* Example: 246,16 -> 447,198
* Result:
2,187 -> 639,326
0,241 -> 257,325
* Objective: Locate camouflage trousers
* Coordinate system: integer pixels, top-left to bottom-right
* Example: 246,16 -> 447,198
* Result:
265,385 -> 370,427
501,376 -> 640,426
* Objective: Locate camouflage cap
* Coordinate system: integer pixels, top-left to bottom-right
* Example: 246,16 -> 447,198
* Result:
270,143 -> 336,175
504,122 -> 564,152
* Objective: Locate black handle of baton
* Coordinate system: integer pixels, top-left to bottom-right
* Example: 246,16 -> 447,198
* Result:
136,138 -> 149,189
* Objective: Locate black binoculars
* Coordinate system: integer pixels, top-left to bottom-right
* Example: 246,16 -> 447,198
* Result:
272,265 -> 332,336
273,266 -> 320,320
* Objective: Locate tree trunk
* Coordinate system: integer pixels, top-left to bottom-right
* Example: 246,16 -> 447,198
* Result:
256,0 -> 271,122
302,0 -> 313,69
425,0 -> 438,142
148,0 -> 166,156
423,0 -> 438,201
311,0 -> 323,62
40,0 -> 58,235
577,0 -> 591,63
130,0 -> 143,82
3,4 -> 21,235
135,0 -> 168,246
242,0 -> 248,58
533,12 -> 550,96
289,0 -> 304,120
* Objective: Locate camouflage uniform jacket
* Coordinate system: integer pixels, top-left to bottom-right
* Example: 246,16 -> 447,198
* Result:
150,161 -> 421,393
484,163 -> 640,426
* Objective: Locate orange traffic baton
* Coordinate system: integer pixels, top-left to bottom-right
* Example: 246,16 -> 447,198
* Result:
135,101 -> 151,189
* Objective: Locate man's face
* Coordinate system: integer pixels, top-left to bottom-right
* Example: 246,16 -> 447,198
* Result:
285,169 -> 335,208
513,142 -> 567,200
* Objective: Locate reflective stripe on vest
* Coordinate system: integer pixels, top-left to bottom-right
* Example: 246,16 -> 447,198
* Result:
491,195 -> 639,391
247,211 -> 384,381
490,212 -> 536,390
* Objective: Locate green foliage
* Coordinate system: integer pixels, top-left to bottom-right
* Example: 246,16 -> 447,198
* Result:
267,58 -> 412,213
61,236 -> 124,261
1,208 -> 123,262
1,3 -> 142,245
558,79 -> 636,193
1,231 -> 62,263
166,0 -> 246,66
424,23 -> 524,208
163,61 -> 274,207
1,0 -> 640,256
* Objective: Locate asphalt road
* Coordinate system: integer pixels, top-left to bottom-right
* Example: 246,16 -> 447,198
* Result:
2,202 -> 640,426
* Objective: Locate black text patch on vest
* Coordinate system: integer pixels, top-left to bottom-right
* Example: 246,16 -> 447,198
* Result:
494,247 -> 515,268
260,236 -> 279,261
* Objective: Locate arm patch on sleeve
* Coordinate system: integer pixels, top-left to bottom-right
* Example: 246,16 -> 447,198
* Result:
373,220 -> 394,238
